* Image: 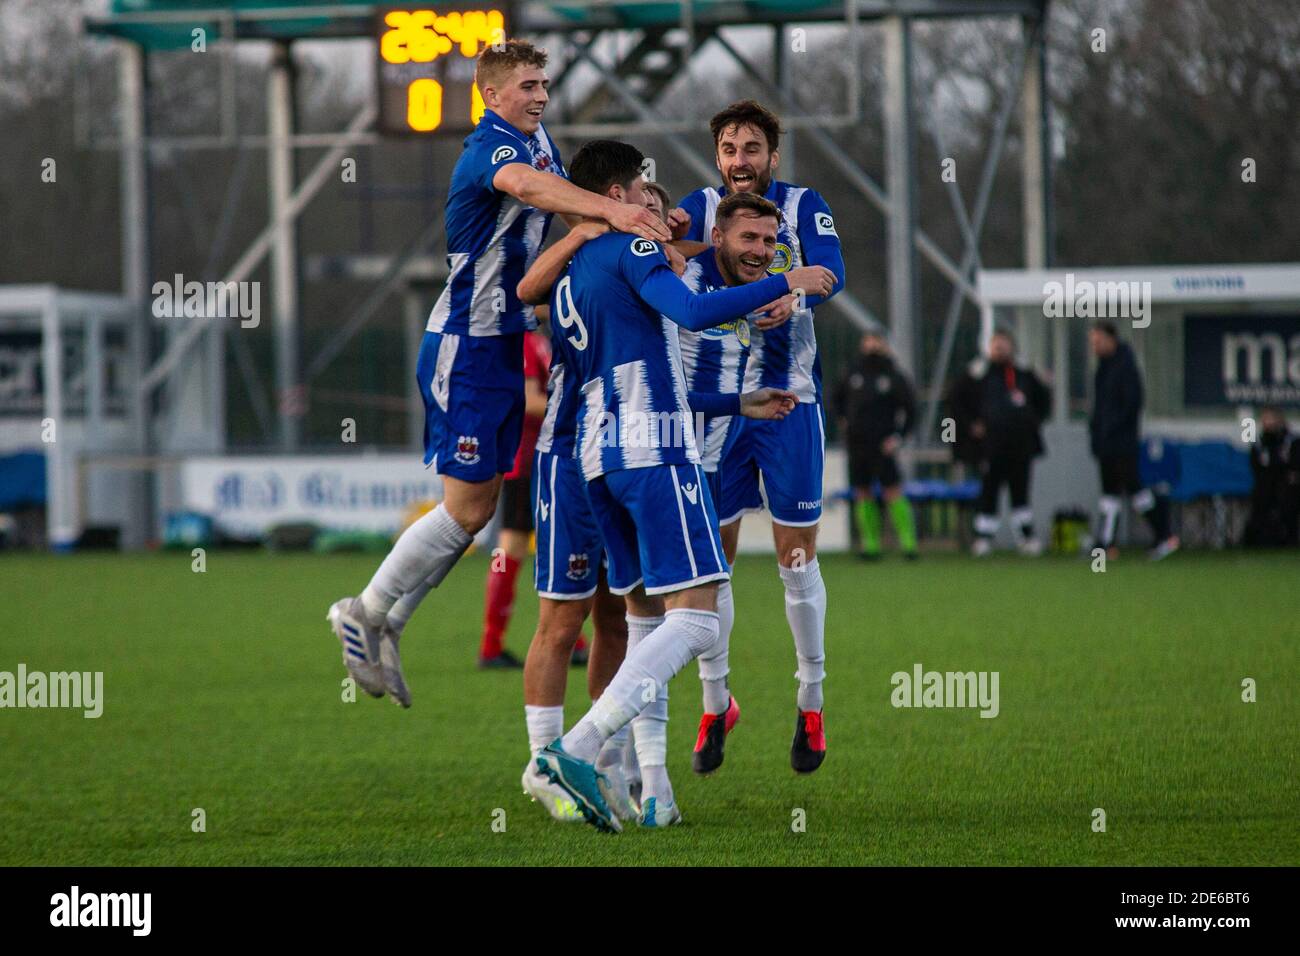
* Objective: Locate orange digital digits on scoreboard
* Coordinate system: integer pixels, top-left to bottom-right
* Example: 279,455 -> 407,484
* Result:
376,7 -> 509,135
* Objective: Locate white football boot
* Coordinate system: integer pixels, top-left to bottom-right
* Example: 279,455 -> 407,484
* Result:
327,598 -> 386,698
637,796 -> 683,828
596,757 -> 640,823
378,623 -> 412,708
520,763 -> 583,823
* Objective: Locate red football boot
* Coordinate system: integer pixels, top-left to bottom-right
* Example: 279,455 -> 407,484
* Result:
791,709 -> 826,774
692,695 -> 741,775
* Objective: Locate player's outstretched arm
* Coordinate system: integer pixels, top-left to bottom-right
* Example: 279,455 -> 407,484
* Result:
638,260 -> 834,333
687,390 -> 741,419
686,387 -> 795,421
493,164 -> 671,242
516,220 -> 609,305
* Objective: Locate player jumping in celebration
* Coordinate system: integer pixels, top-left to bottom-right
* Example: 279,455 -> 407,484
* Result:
676,190 -> 795,773
326,39 -> 668,706
676,100 -> 846,773
529,139 -> 832,831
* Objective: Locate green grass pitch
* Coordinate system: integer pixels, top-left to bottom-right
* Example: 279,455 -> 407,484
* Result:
2,549 -> 1296,866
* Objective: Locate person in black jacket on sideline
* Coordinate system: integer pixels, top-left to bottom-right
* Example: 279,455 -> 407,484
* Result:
834,330 -> 918,560
947,330 -> 1051,556
1088,321 -> 1179,560
1244,406 -> 1300,547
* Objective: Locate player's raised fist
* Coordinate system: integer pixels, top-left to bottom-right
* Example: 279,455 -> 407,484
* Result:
784,265 -> 836,299
740,388 -> 798,420
607,201 -> 672,242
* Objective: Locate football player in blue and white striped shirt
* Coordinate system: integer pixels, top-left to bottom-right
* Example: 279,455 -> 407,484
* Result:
327,40 -> 670,707
677,100 -> 846,773
676,191 -> 790,775
529,140 -> 833,831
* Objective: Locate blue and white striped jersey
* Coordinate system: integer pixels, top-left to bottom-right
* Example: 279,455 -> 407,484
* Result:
426,109 -> 567,337
676,250 -> 754,473
557,235 -> 697,480
535,352 -> 579,459
678,180 -> 845,403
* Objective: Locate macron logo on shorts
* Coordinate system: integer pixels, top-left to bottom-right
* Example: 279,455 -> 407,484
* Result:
681,481 -> 699,505
491,145 -> 518,165
539,500 -> 550,522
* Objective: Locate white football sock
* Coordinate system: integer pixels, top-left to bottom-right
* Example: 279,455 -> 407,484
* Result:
386,576 -> 436,633
595,724 -> 629,771
633,693 -> 672,806
359,504 -> 472,627
698,579 -> 733,715
780,558 -> 826,713
627,614 -> 669,787
525,704 -> 564,757
640,763 -> 674,807
628,614 -> 672,803
561,609 -> 718,763
622,724 -> 641,783
625,614 -> 664,652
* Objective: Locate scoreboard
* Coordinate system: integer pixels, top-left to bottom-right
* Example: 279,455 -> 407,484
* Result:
375,6 -> 511,135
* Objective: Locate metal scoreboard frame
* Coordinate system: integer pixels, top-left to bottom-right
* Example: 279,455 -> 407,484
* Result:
374,5 -> 514,137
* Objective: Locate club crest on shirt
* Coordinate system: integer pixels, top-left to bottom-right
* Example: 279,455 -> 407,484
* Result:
566,552 -> 591,581
455,435 -> 481,465
768,243 -> 793,273
534,151 -> 552,171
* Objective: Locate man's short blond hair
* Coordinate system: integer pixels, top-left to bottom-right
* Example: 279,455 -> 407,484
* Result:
643,180 -> 672,211
475,39 -> 548,91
